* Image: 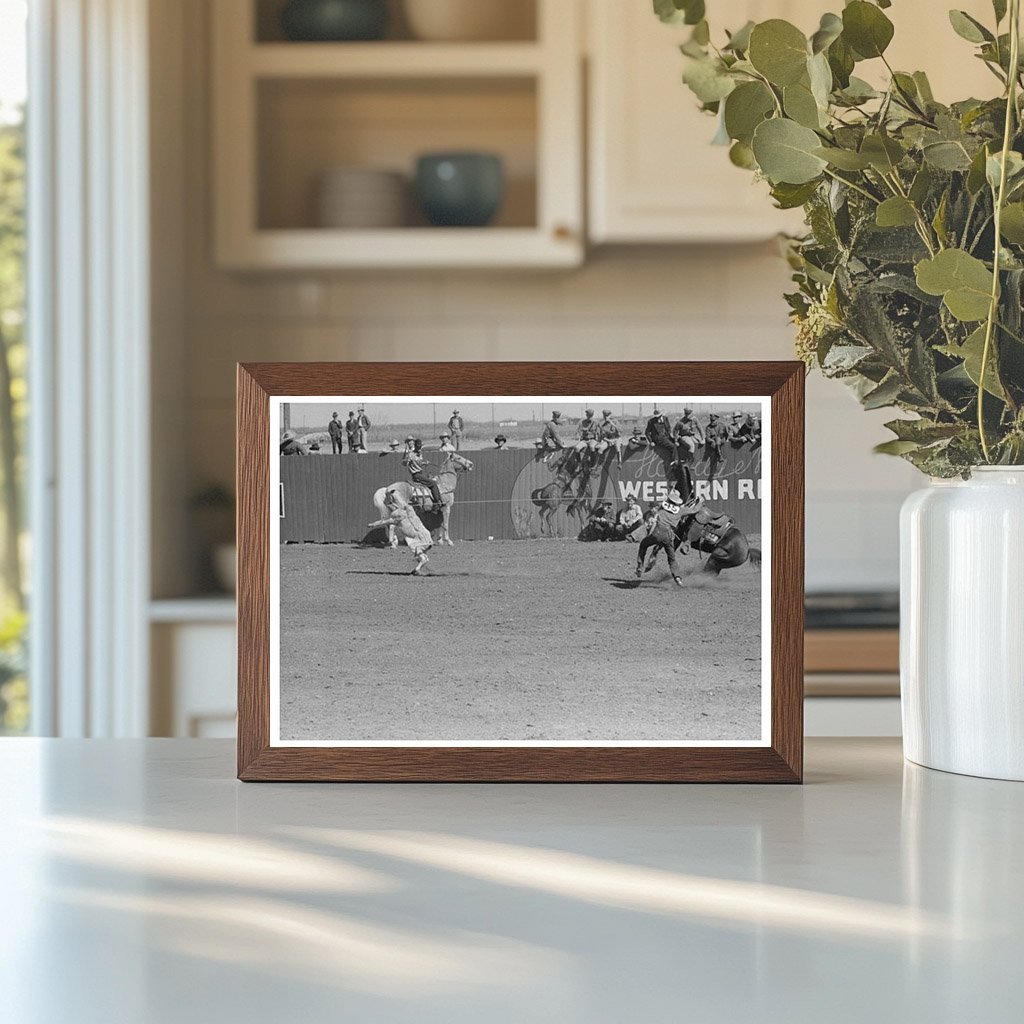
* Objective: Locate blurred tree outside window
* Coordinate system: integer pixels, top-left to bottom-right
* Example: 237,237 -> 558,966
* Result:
0,0 -> 28,734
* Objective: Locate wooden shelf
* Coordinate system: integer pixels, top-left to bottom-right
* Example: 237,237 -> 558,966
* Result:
218,226 -> 580,270
249,42 -> 544,79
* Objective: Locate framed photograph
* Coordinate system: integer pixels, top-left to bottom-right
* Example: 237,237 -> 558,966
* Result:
237,362 -> 803,782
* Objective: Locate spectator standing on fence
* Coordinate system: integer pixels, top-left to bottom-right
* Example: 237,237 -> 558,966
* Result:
328,412 -> 345,454
448,409 -> 464,450
356,406 -> 371,452
345,411 -> 360,452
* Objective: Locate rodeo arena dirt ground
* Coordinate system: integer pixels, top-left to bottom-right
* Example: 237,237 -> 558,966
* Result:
279,535 -> 763,744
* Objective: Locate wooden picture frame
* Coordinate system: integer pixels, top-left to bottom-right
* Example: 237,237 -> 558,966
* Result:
237,362 -> 804,782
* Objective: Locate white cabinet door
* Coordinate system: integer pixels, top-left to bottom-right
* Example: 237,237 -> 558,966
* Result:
587,0 -> 996,244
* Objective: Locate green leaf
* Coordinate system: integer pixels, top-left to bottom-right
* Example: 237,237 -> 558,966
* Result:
653,0 -> 705,25
913,71 -> 935,104
1000,203 -> 1024,245
876,197 -> 918,228
909,164 -> 933,205
827,36 -> 856,88
939,325 -> 1006,398
814,146 -> 872,170
874,439 -> 922,455
993,0 -> 1008,24
884,418 -> 963,443
915,249 -> 994,322
862,374 -> 903,409
748,20 -> 809,87
751,118 -> 828,184
771,180 -> 820,209
682,57 -> 736,104
810,12 -> 843,54
723,81 -> 775,144
967,144 -> 991,193
986,150 -> 1024,191
922,140 -> 973,171
860,133 -> 904,173
807,51 -> 833,108
842,1 -> 895,59
836,76 -> 879,105
784,80 -> 824,129
948,10 -> 994,44
729,140 -> 757,169
724,20 -> 755,53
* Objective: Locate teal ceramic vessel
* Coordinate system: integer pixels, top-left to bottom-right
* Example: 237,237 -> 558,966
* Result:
281,0 -> 388,42
415,152 -> 505,227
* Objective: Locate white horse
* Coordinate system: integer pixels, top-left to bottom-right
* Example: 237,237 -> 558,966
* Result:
372,451 -> 474,547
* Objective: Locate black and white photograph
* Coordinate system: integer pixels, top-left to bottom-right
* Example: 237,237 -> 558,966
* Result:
269,395 -> 770,747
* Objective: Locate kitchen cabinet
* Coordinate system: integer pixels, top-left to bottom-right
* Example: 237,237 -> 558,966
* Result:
586,0 -> 998,244
587,0 -> 813,243
211,0 -> 583,269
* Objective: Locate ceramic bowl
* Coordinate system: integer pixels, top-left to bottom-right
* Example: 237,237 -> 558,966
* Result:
316,168 -> 407,228
281,0 -> 389,42
415,152 -> 504,228
402,0 -> 534,42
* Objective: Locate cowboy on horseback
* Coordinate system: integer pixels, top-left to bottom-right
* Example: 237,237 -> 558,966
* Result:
402,437 -> 443,513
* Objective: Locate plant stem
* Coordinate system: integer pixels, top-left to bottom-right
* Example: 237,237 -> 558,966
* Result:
822,167 -> 881,205
979,0 -> 1021,462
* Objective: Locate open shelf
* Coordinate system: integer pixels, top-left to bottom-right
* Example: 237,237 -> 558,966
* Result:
256,76 -> 538,231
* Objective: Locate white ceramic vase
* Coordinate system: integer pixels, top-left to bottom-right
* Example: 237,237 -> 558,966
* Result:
900,467 -> 1024,780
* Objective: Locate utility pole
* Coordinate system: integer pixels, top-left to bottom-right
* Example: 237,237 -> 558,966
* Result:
432,403 -> 437,439
282,403 -> 291,432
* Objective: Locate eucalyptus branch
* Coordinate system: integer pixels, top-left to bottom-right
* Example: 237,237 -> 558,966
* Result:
978,0 -> 1021,462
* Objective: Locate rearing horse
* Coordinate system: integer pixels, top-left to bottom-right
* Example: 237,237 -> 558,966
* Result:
531,449 -> 593,537
373,451 -> 473,547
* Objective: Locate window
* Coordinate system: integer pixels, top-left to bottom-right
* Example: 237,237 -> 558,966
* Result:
0,0 -> 27,734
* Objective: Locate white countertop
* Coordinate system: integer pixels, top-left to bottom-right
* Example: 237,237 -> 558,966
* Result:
1,738 -> 1021,1023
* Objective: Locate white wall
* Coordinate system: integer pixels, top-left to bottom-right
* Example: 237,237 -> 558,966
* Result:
154,0 -> 920,599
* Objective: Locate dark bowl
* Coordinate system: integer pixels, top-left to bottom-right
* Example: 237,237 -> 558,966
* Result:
415,152 -> 505,228
281,0 -> 388,42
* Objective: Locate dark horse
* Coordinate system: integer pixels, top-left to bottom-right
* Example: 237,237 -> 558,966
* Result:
532,449 -> 593,537
679,503 -> 761,575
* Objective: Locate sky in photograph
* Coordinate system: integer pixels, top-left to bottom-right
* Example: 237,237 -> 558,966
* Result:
286,399 -> 762,429
0,0 -> 27,123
